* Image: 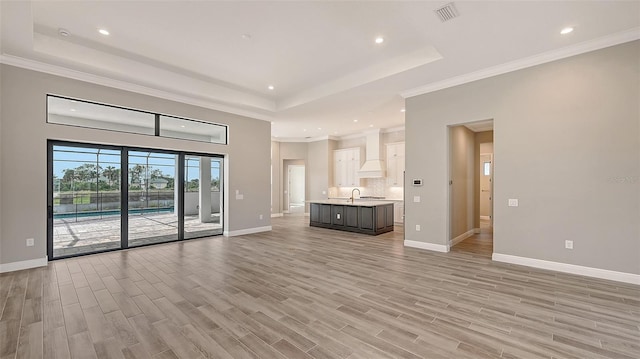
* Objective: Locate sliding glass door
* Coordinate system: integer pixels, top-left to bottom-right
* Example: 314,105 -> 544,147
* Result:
48,141 -> 223,259
128,151 -> 178,247
50,145 -> 122,257
184,156 -> 223,239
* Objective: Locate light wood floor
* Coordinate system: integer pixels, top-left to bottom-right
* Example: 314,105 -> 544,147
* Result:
451,220 -> 494,257
1,215 -> 639,359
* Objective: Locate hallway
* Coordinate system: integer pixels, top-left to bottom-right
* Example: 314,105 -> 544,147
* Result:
451,219 -> 493,258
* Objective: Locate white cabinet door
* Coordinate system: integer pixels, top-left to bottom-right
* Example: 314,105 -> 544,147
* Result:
334,148 -> 360,187
347,149 -> 360,186
334,149 -> 346,187
386,143 -> 405,186
394,202 -> 404,223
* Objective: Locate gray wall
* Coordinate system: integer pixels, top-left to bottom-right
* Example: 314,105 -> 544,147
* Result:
0,64 -> 271,265
449,125 -> 475,239
307,140 -> 334,203
405,41 -> 639,274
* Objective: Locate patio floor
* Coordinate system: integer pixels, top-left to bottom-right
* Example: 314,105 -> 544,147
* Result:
53,212 -> 222,257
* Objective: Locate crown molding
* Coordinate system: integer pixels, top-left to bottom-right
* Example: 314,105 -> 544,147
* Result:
401,27 -> 640,99
382,126 -> 405,134
272,135 -> 341,143
0,54 -> 275,122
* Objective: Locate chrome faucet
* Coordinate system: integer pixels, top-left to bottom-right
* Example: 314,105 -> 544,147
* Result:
350,188 -> 360,203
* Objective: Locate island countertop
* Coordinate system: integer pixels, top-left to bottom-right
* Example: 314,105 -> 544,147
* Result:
308,199 -> 393,207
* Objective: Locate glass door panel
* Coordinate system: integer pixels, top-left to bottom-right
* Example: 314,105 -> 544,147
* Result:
51,145 -> 121,258
128,151 -> 178,246
184,156 -> 223,239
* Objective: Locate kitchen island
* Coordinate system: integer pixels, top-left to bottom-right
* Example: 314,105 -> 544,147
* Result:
309,200 -> 394,235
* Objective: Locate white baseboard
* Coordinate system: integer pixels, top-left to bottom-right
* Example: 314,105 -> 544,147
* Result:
0,256 -> 48,273
449,229 -> 476,247
404,240 -> 449,253
480,215 -> 491,220
492,253 -> 640,285
223,226 -> 272,237
271,213 -> 283,218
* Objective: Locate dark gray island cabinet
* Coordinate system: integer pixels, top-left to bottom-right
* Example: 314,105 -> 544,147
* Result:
309,200 -> 394,235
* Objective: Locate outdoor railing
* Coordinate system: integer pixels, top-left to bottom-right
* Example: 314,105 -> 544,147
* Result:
53,191 -> 174,222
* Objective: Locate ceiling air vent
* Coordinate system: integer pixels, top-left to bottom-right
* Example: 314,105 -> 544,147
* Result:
434,3 -> 459,22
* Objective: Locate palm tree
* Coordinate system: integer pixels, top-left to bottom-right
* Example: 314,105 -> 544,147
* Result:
103,166 -> 119,187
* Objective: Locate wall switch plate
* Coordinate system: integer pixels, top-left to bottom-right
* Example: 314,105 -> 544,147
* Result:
415,225 -> 421,231
336,213 -> 341,220
508,199 -> 519,207
413,196 -> 420,202
565,240 -> 573,249
26,238 -> 34,247
259,214 -> 263,220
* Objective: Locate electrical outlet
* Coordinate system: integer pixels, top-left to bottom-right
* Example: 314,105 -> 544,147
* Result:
415,225 -> 421,231
26,238 -> 34,247
413,196 -> 421,203
565,240 -> 573,249
508,199 -> 519,207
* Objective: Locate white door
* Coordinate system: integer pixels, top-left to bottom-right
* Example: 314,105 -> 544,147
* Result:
288,165 -> 305,213
480,154 -> 493,225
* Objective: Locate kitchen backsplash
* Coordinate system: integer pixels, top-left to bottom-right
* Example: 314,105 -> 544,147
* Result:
329,178 -> 404,200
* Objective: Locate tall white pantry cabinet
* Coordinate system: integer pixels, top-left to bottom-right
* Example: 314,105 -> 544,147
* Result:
386,142 -> 405,223
386,142 -> 405,187
333,147 -> 360,187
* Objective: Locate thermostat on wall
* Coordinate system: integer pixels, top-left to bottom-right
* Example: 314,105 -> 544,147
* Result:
412,179 -> 423,186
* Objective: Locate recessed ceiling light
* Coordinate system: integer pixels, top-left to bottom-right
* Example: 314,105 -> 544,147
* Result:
375,37 -> 384,44
268,85 -> 275,90
98,28 -> 110,36
241,33 -> 252,40
303,129 -> 307,132
180,125 -> 185,128
58,28 -> 70,37
353,119 -> 358,123
369,124 -> 374,127
560,27 -> 574,35
400,109 -> 406,113
317,127 -> 322,130
70,108 -> 76,112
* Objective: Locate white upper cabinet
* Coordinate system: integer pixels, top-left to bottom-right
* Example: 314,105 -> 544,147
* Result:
386,142 -> 405,187
334,148 -> 360,187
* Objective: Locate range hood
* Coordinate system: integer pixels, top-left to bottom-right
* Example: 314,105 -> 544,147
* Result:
358,129 -> 386,178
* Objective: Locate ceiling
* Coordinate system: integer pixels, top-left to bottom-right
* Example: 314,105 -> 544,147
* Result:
1,1 -> 639,141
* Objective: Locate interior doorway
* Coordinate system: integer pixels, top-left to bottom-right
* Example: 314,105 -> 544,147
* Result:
479,151 -> 493,227
448,120 -> 494,257
287,165 -> 305,214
